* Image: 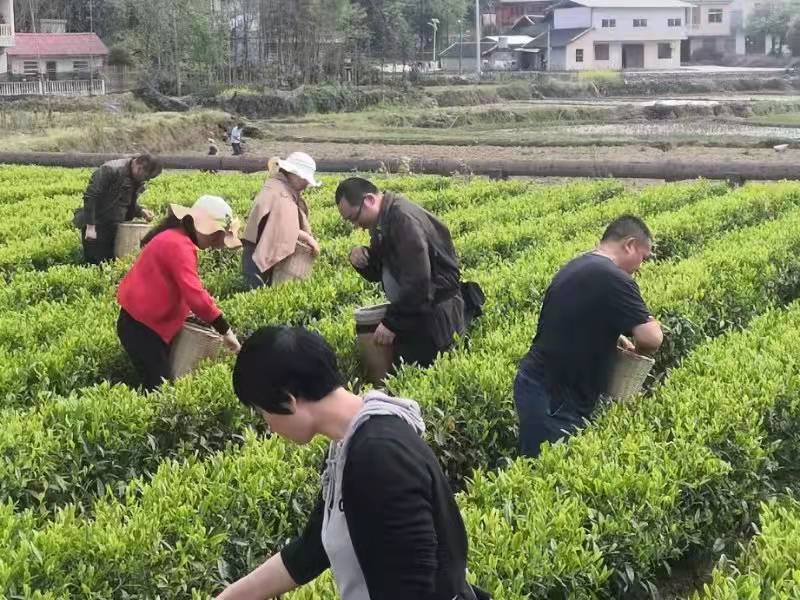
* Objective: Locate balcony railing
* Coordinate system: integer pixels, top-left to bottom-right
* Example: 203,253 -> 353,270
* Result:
0,23 -> 13,46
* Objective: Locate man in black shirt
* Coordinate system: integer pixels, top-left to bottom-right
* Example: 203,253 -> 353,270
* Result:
336,177 -> 473,368
515,215 -> 663,457
218,325 -> 486,600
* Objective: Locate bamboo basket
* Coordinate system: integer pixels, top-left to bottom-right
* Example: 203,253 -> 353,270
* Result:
606,347 -> 655,400
114,222 -> 152,258
354,303 -> 394,384
272,241 -> 315,286
169,320 -> 223,379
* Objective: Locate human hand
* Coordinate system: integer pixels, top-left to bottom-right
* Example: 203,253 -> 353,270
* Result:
222,329 -> 241,354
373,323 -> 396,346
349,247 -> 369,269
84,224 -> 97,240
141,208 -> 155,223
617,335 -> 636,352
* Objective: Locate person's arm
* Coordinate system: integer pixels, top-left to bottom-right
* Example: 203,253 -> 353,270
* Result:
381,215 -> 433,332
351,233 -> 382,283
632,319 -> 663,355
165,240 -> 224,326
608,274 -> 661,355
343,434 -> 438,600
216,554 -> 296,600
216,496 -> 329,599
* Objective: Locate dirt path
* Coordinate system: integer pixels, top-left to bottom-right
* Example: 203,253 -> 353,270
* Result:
236,139 -> 800,165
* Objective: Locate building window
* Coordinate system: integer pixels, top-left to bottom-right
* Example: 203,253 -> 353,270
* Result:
633,18 -> 648,27
73,60 -> 90,73
602,18 -> 616,28
23,61 -> 39,77
708,9 -> 723,23
575,48 -> 584,62
668,18 -> 682,27
595,43 -> 609,60
658,43 -> 673,59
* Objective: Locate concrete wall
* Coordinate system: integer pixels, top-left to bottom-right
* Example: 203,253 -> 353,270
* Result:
550,47 -> 567,71
590,7 -> 689,42
441,57 -> 478,72
554,7 -> 592,29
10,56 -> 105,77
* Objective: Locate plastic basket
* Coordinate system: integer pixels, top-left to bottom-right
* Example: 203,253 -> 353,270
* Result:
169,320 -> 223,379
114,222 -> 152,258
354,303 -> 393,384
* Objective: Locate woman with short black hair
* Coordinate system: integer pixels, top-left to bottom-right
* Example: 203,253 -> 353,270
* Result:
219,325 -> 487,600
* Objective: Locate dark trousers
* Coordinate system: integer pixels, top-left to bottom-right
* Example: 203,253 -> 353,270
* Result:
232,143 -> 242,156
394,334 -> 440,369
81,223 -> 118,265
241,241 -> 273,290
117,309 -> 172,391
513,365 -> 584,458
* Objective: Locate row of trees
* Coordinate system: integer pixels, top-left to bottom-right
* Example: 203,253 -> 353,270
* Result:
14,0 -> 473,92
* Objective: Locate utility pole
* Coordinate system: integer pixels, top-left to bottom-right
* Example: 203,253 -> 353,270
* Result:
475,0 -> 481,77
546,22 -> 551,71
458,19 -> 463,75
429,18 -> 439,67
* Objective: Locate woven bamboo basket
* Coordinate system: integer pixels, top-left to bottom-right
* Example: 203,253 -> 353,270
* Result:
272,241 -> 315,286
169,321 -> 223,379
607,347 -> 655,400
354,303 -> 394,384
114,222 -> 152,258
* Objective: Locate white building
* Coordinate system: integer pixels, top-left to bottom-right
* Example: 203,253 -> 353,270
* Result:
683,0 -> 791,58
531,0 -> 691,70
0,0 -> 15,77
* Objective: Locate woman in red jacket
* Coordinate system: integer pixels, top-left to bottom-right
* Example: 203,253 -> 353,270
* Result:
117,195 -> 243,391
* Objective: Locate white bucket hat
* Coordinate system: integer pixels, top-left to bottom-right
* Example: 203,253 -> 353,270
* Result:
271,151 -> 321,188
170,195 -> 242,249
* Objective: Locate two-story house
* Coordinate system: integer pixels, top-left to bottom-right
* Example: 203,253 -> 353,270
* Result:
683,0 -> 738,59
0,0 -> 15,78
527,0 -> 690,70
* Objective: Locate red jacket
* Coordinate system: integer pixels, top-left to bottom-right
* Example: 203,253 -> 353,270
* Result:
117,228 -> 222,343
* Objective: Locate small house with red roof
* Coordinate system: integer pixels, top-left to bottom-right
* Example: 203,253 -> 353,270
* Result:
3,31 -> 109,81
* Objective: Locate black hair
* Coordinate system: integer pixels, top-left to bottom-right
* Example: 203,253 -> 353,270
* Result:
233,325 -> 345,414
132,153 -> 163,180
140,212 -> 197,247
601,215 -> 652,244
335,177 -> 378,207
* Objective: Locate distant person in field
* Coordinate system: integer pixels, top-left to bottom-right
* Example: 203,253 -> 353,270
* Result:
514,215 -> 663,457
241,152 -> 321,289
336,177 -> 484,369
73,154 -> 162,265
230,123 -> 244,155
218,325 -> 490,600
116,196 -> 243,391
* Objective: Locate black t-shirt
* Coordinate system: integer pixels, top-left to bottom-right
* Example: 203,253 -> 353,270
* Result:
520,252 -> 651,416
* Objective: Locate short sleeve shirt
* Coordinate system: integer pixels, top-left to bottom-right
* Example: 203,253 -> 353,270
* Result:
521,252 -> 652,416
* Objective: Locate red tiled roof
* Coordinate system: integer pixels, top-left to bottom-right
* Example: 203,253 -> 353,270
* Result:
7,33 -> 109,57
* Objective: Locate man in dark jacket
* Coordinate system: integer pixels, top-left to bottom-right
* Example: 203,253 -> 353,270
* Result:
74,154 -> 162,264
336,177 -> 468,368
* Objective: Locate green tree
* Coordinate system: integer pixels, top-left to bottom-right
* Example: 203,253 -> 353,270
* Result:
747,1 -> 793,56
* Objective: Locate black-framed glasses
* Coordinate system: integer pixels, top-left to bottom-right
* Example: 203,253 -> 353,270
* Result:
347,197 -> 366,224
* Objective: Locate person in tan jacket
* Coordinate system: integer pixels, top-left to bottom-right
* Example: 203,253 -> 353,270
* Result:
241,152 -> 321,289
